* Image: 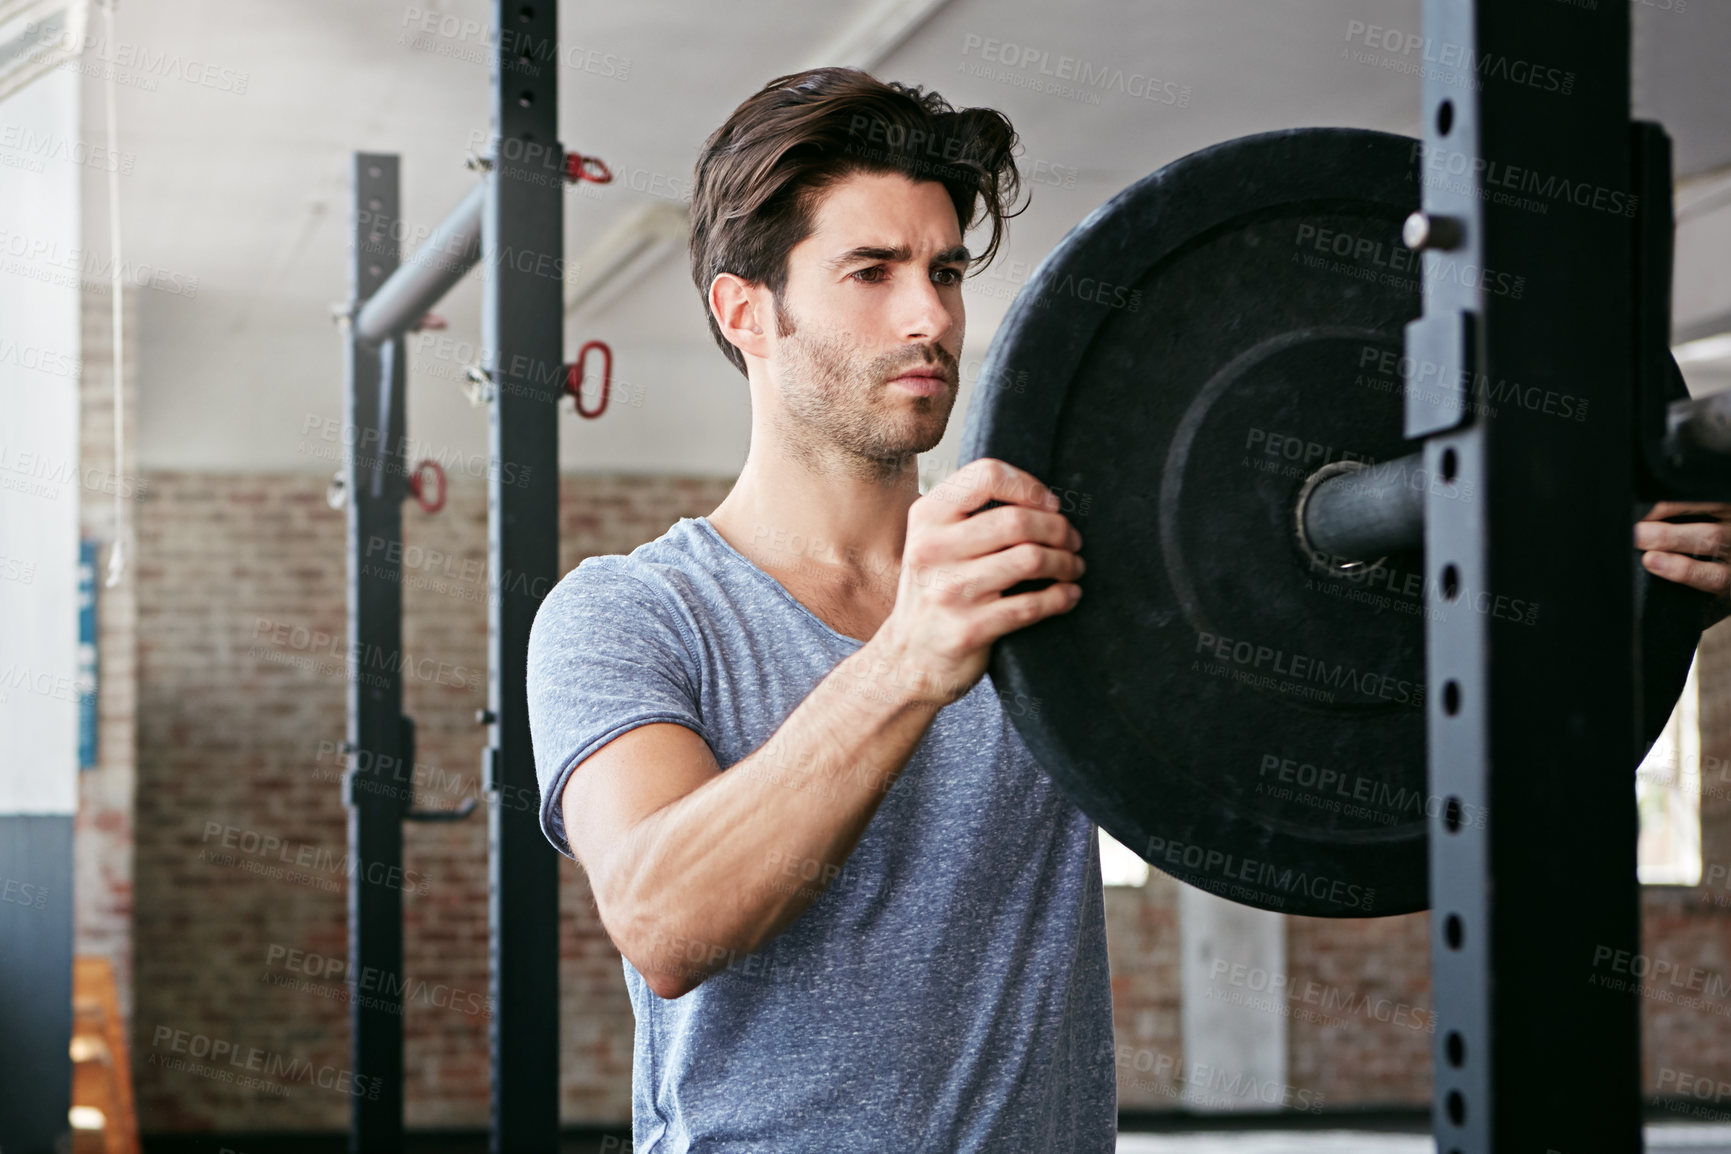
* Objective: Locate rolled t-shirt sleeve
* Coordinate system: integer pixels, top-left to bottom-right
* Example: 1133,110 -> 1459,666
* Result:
526,557 -> 707,860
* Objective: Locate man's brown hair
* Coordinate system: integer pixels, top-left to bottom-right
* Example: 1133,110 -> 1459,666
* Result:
688,66 -> 1025,377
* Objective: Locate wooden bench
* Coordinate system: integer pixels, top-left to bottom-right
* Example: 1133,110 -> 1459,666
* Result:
70,955 -> 139,1154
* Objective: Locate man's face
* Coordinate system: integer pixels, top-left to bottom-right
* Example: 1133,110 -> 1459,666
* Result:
768,170 -> 967,474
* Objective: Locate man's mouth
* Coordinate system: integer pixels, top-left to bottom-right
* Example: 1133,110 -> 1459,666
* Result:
888,368 -> 951,396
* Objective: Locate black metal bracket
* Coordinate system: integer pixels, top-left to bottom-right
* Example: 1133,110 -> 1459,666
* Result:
398,716 -> 479,822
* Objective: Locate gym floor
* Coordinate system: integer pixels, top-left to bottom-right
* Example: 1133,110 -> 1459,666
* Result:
134,1120 -> 1731,1153
1116,1127 -> 1731,1153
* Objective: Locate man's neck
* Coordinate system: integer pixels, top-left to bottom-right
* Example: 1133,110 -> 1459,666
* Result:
708,441 -> 922,589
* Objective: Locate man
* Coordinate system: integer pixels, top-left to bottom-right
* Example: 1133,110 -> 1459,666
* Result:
528,67 -> 1731,1152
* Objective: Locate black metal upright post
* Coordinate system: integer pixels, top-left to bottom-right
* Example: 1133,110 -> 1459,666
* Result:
483,0 -> 563,1147
1414,2 -> 1641,1151
345,152 -> 409,1153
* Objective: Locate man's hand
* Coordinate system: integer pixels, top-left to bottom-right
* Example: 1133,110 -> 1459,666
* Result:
869,458 -> 1085,707
1635,501 -> 1731,623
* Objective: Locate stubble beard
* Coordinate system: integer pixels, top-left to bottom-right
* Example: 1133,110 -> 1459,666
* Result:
769,297 -> 957,486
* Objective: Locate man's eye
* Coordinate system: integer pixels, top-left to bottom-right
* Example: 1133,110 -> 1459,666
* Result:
934,268 -> 963,286
851,266 -> 885,283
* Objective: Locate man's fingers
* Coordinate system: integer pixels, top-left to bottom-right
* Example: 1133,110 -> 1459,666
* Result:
961,542 -> 1085,598
1642,550 -> 1731,597
919,457 -> 1059,523
982,580 -> 1083,638
1634,520 -> 1731,561
948,502 -> 1080,561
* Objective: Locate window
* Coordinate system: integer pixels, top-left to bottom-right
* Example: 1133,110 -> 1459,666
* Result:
1637,654 -> 1702,886
1100,827 -> 1151,887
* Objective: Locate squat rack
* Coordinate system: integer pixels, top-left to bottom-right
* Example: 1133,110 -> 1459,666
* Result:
337,0 -> 609,1148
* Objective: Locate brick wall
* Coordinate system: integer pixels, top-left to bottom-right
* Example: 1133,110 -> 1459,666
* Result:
132,470 -> 731,1130
1285,911 -> 1432,1107
1104,874 -> 1184,1109
1641,622 -> 1731,1098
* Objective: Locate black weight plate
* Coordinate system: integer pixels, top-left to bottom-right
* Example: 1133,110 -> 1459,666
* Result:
961,126 -> 1707,918
960,128 -> 1433,917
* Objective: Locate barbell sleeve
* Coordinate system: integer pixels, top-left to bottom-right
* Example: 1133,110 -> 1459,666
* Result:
1299,451 -> 1427,564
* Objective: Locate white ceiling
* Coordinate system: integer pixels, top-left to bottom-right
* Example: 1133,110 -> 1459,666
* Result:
37,0 -> 1731,473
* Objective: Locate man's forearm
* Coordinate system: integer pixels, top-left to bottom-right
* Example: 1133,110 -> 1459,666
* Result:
599,635 -> 946,996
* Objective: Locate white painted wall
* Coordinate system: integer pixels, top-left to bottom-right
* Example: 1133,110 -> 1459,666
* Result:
0,64 -> 82,815
1179,885 -> 1288,1111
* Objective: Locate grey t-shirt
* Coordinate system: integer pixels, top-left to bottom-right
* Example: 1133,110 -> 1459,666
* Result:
527,515 -> 1115,1153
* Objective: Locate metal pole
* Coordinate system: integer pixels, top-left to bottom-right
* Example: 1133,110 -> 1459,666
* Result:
344,152 -> 410,1153
354,183 -> 485,347
483,0 -> 563,1147
1413,1 -> 1641,1150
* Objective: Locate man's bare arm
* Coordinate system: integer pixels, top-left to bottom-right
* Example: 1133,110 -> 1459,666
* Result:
563,459 -> 1085,999
566,650 -> 942,999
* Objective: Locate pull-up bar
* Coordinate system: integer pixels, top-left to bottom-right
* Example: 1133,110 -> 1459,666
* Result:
353,183 -> 484,346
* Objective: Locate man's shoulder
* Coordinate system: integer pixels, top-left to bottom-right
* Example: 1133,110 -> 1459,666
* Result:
531,518 -> 720,647
544,518 -> 705,604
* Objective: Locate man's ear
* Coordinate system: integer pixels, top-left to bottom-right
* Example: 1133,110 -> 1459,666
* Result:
710,273 -> 771,360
